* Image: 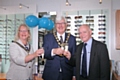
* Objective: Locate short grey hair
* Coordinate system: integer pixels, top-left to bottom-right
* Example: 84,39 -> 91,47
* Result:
55,16 -> 67,23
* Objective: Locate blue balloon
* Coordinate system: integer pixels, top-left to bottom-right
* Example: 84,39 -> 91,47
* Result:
25,15 -> 39,28
39,17 -> 49,28
46,20 -> 54,30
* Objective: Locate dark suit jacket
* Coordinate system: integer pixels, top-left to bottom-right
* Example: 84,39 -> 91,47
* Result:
70,39 -> 110,80
42,33 -> 76,80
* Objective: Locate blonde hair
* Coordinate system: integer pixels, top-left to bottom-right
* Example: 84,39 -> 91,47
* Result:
14,24 -> 31,42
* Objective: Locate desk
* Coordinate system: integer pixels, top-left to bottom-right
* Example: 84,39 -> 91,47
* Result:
113,71 -> 120,80
0,73 -> 6,80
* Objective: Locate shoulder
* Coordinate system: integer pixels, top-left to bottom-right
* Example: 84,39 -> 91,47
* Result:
93,39 -> 106,47
44,33 -> 54,37
66,33 -> 75,39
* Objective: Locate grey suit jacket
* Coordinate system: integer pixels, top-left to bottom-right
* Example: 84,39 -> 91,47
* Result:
70,39 -> 110,80
6,40 -> 35,80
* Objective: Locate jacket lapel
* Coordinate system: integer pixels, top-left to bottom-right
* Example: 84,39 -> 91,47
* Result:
89,39 -> 97,72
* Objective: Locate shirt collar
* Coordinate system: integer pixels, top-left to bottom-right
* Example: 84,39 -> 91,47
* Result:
57,32 -> 65,40
85,38 -> 92,46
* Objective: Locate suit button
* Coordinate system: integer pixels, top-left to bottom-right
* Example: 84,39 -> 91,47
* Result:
29,66 -> 31,68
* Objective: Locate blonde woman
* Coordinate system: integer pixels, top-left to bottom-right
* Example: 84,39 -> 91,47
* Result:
6,24 -> 44,80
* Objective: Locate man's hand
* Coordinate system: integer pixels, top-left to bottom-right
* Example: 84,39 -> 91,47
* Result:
53,48 -> 64,56
63,51 -> 71,60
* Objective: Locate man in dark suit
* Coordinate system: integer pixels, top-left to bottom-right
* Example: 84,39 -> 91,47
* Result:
42,16 -> 76,80
64,24 -> 110,80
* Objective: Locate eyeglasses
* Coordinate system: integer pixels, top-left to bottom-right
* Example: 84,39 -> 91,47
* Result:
86,20 -> 94,23
98,19 -> 106,22
98,24 -> 106,26
66,29 -> 70,31
98,36 -> 106,39
19,30 -> 28,33
98,15 -> 106,18
98,28 -> 106,30
91,28 -> 94,31
65,16 -> 71,19
75,24 -> 81,27
56,23 -> 66,25
67,21 -> 71,23
74,16 -> 82,19
74,20 -> 82,23
86,16 -> 94,18
98,32 -> 106,34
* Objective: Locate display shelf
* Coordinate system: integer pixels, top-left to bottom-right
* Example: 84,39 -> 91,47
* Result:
63,9 -> 108,45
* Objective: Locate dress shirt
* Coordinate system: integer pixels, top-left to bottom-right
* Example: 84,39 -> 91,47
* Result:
80,38 -> 92,76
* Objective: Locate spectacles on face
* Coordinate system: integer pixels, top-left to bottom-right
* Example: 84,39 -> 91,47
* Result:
19,30 -> 28,33
56,22 -> 66,25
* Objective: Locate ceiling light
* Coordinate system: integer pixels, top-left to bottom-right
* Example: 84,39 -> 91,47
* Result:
19,3 -> 29,9
66,0 -> 71,6
99,0 -> 102,4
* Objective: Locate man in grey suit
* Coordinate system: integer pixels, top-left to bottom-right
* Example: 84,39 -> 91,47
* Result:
64,24 -> 110,80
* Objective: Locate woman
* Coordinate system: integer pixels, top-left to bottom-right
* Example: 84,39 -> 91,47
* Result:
6,24 -> 44,80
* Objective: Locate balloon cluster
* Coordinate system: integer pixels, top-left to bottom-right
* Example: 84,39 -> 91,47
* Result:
25,15 -> 54,30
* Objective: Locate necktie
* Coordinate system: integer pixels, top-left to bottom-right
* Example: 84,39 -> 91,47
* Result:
60,36 -> 63,43
82,43 -> 87,77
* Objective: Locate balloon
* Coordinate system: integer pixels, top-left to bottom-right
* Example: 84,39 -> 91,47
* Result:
39,17 -> 49,28
25,15 -> 39,28
46,19 -> 54,30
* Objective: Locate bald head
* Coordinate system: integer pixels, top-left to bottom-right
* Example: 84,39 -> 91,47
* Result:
78,24 -> 92,42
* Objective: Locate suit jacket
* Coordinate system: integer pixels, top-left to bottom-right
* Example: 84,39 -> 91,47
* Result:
6,40 -> 35,80
70,39 -> 110,80
42,33 -> 76,80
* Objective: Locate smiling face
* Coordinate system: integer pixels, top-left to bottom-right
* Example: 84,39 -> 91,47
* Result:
18,25 -> 30,42
55,17 -> 67,35
78,24 -> 92,42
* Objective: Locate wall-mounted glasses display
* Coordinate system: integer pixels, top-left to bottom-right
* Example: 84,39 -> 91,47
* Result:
0,13 -> 32,73
63,9 -> 109,45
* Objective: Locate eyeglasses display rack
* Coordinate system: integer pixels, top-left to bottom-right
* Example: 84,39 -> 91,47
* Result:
63,9 -> 108,45
0,13 -> 32,72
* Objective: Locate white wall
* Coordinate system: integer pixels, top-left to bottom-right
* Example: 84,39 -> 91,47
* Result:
0,0 -> 120,61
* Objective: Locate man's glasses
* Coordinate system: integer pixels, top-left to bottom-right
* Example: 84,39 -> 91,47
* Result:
56,23 -> 66,25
